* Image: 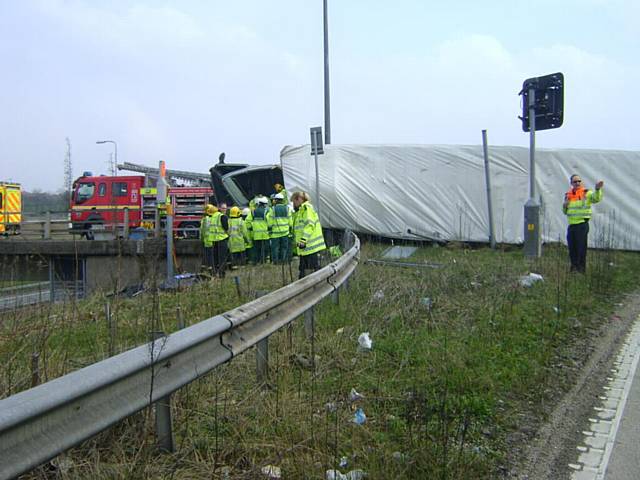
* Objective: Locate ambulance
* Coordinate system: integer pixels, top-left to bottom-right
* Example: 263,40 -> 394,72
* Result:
0,182 -> 21,235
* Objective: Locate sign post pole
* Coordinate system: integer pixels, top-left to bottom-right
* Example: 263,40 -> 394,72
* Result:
523,88 -> 541,258
309,127 -> 324,218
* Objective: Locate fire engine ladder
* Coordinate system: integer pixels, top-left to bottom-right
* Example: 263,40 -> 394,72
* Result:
117,162 -> 210,187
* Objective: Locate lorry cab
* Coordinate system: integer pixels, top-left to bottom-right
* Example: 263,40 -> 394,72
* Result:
209,163 -> 284,207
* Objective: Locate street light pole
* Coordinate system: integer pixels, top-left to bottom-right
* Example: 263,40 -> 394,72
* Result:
96,140 -> 118,176
323,0 -> 331,145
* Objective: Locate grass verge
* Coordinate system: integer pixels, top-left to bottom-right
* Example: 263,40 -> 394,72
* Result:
1,241 -> 639,479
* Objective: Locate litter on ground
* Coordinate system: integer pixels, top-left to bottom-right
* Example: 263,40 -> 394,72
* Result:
519,272 -> 544,287
353,408 -> 367,425
357,333 -> 372,350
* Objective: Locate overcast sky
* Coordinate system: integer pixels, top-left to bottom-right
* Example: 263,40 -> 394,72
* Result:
1,0 -> 638,191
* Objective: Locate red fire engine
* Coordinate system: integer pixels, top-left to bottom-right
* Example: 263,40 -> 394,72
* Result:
70,173 -> 212,239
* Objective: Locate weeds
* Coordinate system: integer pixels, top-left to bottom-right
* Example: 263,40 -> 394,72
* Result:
1,240 -> 639,478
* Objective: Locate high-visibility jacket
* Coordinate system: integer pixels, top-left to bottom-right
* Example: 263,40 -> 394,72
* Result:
159,196 -> 171,218
242,214 -> 253,248
563,187 -> 603,225
247,205 -> 270,240
267,204 -> 292,238
228,217 -> 246,253
279,188 -> 289,205
293,201 -> 325,256
209,211 -> 228,241
200,214 -> 214,247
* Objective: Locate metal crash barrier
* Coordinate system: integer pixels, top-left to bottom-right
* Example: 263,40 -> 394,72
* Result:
0,231 -> 359,480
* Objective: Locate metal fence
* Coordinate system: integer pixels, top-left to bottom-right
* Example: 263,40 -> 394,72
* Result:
0,231 -> 359,480
0,278 -> 85,313
16,210 -> 203,241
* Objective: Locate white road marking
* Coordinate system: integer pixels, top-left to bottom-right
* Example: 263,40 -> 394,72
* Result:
570,315 -> 640,480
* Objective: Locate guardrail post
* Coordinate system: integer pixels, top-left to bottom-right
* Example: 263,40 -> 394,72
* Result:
254,290 -> 269,384
304,307 -> 315,340
31,353 -> 40,387
43,211 -> 51,240
331,288 -> 339,305
123,208 -> 130,239
152,332 -> 174,453
256,337 -> 269,384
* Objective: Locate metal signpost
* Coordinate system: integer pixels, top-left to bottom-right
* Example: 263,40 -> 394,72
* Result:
310,126 -> 324,217
519,72 -> 564,258
481,130 -> 496,249
523,87 -> 541,258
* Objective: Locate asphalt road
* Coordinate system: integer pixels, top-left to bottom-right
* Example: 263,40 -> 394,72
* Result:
0,290 -> 51,311
603,324 -> 640,479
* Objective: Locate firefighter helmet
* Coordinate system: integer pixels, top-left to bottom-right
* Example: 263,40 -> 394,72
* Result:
205,204 -> 217,215
229,206 -> 241,218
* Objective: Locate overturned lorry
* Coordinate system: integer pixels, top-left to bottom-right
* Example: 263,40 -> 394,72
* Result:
280,144 -> 640,251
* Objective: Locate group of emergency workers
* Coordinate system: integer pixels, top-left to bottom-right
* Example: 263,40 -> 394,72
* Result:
200,183 -> 326,279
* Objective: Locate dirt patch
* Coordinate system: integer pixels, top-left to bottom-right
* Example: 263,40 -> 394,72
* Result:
506,292 -> 640,479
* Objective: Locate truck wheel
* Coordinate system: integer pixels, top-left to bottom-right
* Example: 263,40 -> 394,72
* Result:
181,222 -> 200,239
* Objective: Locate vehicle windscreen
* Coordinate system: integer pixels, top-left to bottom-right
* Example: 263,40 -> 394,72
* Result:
75,182 -> 95,204
225,168 -> 284,205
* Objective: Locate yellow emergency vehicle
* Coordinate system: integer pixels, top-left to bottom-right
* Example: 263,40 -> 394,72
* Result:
0,182 -> 22,235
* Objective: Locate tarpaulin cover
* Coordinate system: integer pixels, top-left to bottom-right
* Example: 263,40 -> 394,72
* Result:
281,144 -> 640,250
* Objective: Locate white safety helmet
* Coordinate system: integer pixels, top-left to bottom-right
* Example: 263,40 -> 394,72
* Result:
242,207 -> 251,216
274,193 -> 284,200
257,196 -> 269,205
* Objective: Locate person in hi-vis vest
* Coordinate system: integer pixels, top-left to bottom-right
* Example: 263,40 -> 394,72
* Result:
562,174 -> 603,273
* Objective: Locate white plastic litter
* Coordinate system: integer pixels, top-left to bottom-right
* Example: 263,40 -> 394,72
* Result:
373,290 -> 384,301
349,388 -> 364,402
336,327 -> 345,334
518,272 -> 544,287
261,465 -> 281,478
326,470 -> 347,480
326,469 -> 366,480
345,470 -> 366,480
357,333 -> 372,350
353,408 -> 367,425
339,456 -> 349,468
420,297 -> 433,309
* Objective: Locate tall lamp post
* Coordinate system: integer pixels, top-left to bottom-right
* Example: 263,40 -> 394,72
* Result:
323,0 -> 331,144
96,140 -> 118,175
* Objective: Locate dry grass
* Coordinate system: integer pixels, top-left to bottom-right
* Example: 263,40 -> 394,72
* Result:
2,240 -> 639,479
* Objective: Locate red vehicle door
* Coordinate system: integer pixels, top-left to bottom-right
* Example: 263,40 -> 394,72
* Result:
109,177 -> 143,227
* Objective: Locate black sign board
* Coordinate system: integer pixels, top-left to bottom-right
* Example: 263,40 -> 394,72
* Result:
520,72 -> 564,132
